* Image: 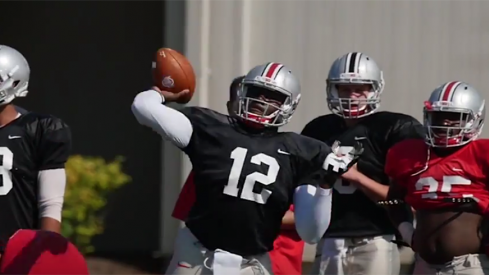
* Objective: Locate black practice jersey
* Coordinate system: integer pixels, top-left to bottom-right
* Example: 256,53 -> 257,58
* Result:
0,112 -> 71,246
180,107 -> 331,256
302,111 -> 424,237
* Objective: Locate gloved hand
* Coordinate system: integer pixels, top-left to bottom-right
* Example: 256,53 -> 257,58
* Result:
321,141 -> 363,187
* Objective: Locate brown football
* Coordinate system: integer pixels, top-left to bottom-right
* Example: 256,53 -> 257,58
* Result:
152,48 -> 196,104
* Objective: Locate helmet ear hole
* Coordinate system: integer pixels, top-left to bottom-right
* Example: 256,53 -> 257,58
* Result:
12,80 -> 19,88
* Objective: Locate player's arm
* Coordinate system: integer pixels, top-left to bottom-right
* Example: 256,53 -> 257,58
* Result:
301,119 -> 388,201
293,141 -> 362,244
131,89 -> 192,149
381,179 -> 414,246
292,124 -> 333,244
386,115 -> 425,148
380,143 -> 415,246
294,183 -> 332,244
345,116 -> 425,201
345,165 -> 389,201
37,118 -> 72,233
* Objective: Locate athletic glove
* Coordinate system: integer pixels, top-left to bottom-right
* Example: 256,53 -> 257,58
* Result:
322,141 -> 363,186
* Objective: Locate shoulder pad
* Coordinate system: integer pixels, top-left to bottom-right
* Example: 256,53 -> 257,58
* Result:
180,106 -> 230,127
372,111 -> 420,123
301,114 -> 342,137
25,113 -> 72,170
385,139 -> 426,178
283,131 -> 330,160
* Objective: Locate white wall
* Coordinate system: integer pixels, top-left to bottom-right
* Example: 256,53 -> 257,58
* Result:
161,0 -> 489,260
186,0 -> 489,133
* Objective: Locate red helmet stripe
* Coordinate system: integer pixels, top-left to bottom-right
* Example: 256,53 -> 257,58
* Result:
440,81 -> 461,101
262,62 -> 284,79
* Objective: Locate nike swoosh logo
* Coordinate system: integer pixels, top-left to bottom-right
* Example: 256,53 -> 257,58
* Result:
451,167 -> 463,172
354,136 -> 367,140
277,149 -> 290,155
8,135 -> 21,139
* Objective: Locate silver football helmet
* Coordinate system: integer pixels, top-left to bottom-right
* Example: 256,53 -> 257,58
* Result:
326,52 -> 384,119
424,81 -> 485,147
0,45 -> 30,105
237,62 -> 301,127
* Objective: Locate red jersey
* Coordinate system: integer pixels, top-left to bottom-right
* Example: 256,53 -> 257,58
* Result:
0,230 -> 89,275
385,139 -> 489,213
268,204 -> 304,275
172,172 -> 195,221
172,172 -> 304,275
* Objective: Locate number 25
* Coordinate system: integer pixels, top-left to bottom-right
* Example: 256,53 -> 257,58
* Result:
416,175 -> 471,199
223,147 -> 280,204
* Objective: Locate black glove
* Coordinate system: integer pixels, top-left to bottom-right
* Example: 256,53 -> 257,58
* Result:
322,141 -> 363,186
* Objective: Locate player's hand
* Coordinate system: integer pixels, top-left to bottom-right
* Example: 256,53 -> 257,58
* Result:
151,86 -> 189,103
341,163 -> 361,182
322,141 -> 363,186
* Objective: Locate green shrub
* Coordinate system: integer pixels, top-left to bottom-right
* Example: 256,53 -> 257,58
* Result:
62,155 -> 131,254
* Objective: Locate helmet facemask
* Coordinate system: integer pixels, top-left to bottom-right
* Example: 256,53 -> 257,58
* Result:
237,83 -> 299,127
0,65 -> 29,106
327,74 -> 383,119
424,101 -> 484,148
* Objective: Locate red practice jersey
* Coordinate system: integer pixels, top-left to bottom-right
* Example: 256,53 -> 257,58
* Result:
385,139 -> 489,213
172,171 -> 304,275
268,204 -> 304,275
172,172 -> 195,221
0,229 -> 89,275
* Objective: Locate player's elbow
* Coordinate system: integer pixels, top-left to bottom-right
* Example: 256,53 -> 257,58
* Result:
38,169 -> 66,223
296,225 -> 326,244
295,211 -> 331,244
131,90 -> 164,124
131,95 -> 152,125
38,198 -> 64,222
293,185 -> 332,244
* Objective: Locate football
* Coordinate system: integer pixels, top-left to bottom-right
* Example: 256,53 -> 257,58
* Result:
152,48 -> 196,104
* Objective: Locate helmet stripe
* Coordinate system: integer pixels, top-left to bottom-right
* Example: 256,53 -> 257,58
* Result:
348,52 -> 358,73
440,81 -> 461,101
263,62 -> 284,79
344,53 -> 351,72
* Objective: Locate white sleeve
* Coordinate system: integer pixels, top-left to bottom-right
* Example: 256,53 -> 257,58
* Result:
293,185 -> 332,244
131,90 -> 193,149
38,169 -> 66,222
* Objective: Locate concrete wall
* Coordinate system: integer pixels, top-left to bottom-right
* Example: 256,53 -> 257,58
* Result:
162,0 -> 489,260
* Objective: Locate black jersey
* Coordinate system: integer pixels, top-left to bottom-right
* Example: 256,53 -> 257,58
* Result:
180,107 -> 331,256
0,112 -> 71,246
301,111 -> 423,237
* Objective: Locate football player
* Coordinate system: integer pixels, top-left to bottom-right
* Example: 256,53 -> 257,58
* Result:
132,62 -> 361,275
303,52 -> 423,275
383,81 -> 489,275
0,229 -> 89,274
169,75 -> 305,275
0,45 -> 71,251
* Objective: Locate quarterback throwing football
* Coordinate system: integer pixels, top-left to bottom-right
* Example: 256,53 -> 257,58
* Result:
132,62 -> 361,275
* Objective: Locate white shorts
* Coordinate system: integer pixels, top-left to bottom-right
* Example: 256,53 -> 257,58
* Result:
309,235 -> 400,275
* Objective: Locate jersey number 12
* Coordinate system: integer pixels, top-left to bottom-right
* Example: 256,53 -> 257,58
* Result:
223,147 -> 280,204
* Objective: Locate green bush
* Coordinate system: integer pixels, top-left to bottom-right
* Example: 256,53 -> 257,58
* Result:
62,155 -> 131,254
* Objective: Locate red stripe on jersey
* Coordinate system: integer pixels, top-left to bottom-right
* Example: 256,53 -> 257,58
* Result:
265,63 -> 281,78
441,81 -> 458,101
